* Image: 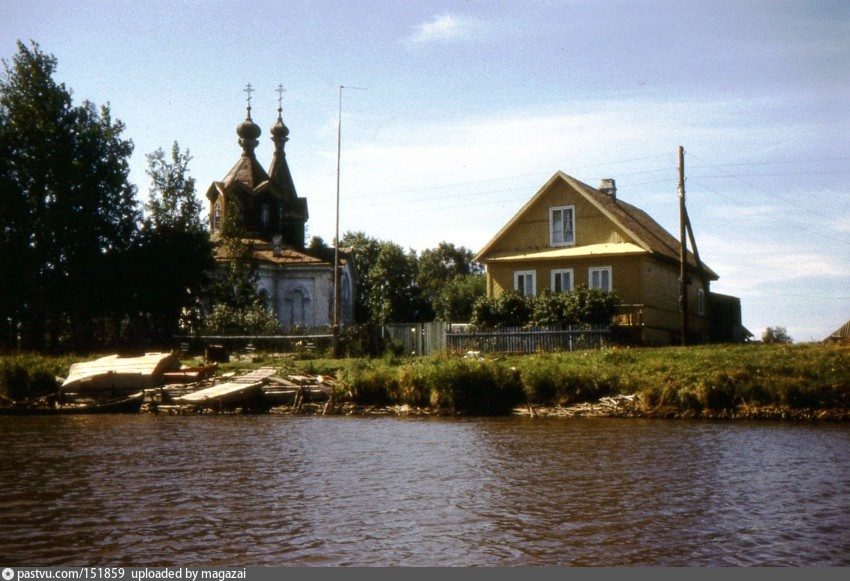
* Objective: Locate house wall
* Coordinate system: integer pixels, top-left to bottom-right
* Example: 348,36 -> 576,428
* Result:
485,179 -> 632,256
486,254 -> 710,345
486,255 -> 645,304
641,257 -> 710,345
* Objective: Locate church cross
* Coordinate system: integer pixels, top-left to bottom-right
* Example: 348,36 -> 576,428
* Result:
276,84 -> 286,107
244,83 -> 255,115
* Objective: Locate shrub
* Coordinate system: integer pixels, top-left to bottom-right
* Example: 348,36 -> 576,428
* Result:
338,361 -> 399,405
202,303 -> 281,335
762,326 -> 793,344
0,355 -> 65,401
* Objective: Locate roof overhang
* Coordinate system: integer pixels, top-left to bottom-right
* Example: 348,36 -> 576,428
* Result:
483,242 -> 648,262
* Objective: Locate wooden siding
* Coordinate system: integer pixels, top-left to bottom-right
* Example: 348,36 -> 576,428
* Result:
486,254 -> 710,345
485,179 -> 633,256
487,255 -> 645,304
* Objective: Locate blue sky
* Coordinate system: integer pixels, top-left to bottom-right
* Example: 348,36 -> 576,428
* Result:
2,0 -> 848,341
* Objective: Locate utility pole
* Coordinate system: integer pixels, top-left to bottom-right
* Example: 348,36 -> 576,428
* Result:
332,85 -> 365,359
678,145 -> 688,346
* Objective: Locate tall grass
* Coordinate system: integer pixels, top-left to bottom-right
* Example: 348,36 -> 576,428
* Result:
0,353 -> 82,401
337,343 -> 849,414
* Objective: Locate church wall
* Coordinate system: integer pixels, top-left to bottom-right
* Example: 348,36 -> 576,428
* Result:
256,263 -> 354,330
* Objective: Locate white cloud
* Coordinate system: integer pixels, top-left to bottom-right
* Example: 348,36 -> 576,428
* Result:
408,13 -> 485,44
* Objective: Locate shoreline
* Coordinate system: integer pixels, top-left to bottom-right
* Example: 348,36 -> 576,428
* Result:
149,399 -> 850,422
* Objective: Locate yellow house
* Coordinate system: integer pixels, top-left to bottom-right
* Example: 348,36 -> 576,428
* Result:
475,171 -> 723,345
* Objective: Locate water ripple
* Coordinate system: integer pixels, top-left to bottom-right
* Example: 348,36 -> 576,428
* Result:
1,415 -> 849,565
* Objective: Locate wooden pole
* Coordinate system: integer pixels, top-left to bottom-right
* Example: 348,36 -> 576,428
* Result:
332,86 -> 342,358
678,145 -> 688,346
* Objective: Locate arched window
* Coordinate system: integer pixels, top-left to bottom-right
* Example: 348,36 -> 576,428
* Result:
284,287 -> 312,329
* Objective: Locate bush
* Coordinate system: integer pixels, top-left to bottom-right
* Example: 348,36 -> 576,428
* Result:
473,287 -> 620,329
762,326 -> 793,344
337,361 -> 399,405
202,303 -> 282,335
0,355 -> 66,401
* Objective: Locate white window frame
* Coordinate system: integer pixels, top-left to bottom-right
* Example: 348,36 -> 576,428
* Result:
551,268 -> 574,293
514,270 -> 536,297
549,205 -> 575,247
588,266 -> 612,292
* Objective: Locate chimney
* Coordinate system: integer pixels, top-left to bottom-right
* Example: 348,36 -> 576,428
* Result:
272,235 -> 282,257
599,178 -> 616,200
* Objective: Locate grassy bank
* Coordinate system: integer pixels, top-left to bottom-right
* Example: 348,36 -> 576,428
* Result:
331,343 -> 849,416
3,343 -> 849,417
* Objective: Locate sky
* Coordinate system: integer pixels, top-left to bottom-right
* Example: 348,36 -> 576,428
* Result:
2,0 -> 848,341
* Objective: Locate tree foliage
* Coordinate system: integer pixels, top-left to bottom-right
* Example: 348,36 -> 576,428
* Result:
0,41 -> 140,349
433,274 -> 486,323
471,287 -> 621,329
132,142 -> 214,342
417,242 -> 482,318
762,326 -> 793,344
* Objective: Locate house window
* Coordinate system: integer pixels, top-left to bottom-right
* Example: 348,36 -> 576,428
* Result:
589,266 -> 612,292
261,204 -> 270,228
551,269 -> 574,293
697,288 -> 706,316
514,270 -> 536,296
212,200 -> 222,231
550,206 -> 575,247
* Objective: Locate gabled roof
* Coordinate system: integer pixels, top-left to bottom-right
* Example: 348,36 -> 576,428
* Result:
486,242 -> 646,262
476,171 -> 717,279
825,319 -> 850,343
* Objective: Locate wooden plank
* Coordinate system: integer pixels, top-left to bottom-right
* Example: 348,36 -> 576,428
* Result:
174,381 -> 264,403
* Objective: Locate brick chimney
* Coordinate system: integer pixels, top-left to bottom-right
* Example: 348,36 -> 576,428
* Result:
599,178 -> 616,200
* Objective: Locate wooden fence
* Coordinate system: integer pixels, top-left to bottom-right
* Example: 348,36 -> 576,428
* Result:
177,322 -> 611,357
382,322 -> 448,356
445,325 -> 611,354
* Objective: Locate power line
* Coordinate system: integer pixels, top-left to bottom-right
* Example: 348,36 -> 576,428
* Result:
687,152 -> 843,224
341,153 -> 672,201
687,181 -> 849,246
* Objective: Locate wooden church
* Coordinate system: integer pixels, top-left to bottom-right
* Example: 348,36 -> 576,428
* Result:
205,88 -> 353,329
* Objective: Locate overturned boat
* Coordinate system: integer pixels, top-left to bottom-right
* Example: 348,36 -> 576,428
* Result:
61,353 -> 179,396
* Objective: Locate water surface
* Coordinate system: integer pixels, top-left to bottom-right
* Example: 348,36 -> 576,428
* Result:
1,415 -> 848,566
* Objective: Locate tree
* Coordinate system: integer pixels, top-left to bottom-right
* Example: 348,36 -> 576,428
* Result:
0,41 -> 140,350
340,231 -> 425,324
132,142 -> 214,343
340,231 -> 382,323
417,242 -> 482,318
368,241 -> 420,324
433,274 -> 485,323
762,326 -> 793,344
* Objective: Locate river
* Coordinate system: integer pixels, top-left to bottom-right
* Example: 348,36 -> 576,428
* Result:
1,415 -> 848,566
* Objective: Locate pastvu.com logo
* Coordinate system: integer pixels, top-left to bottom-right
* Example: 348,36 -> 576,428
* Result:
2,568 -> 14,581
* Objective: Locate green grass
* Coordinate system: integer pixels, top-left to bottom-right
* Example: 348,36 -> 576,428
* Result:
506,343 -> 850,412
4,343 -> 848,415
0,353 -> 89,401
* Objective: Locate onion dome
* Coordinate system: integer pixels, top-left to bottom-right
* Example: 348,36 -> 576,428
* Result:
237,115 -> 262,141
271,116 -> 289,141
